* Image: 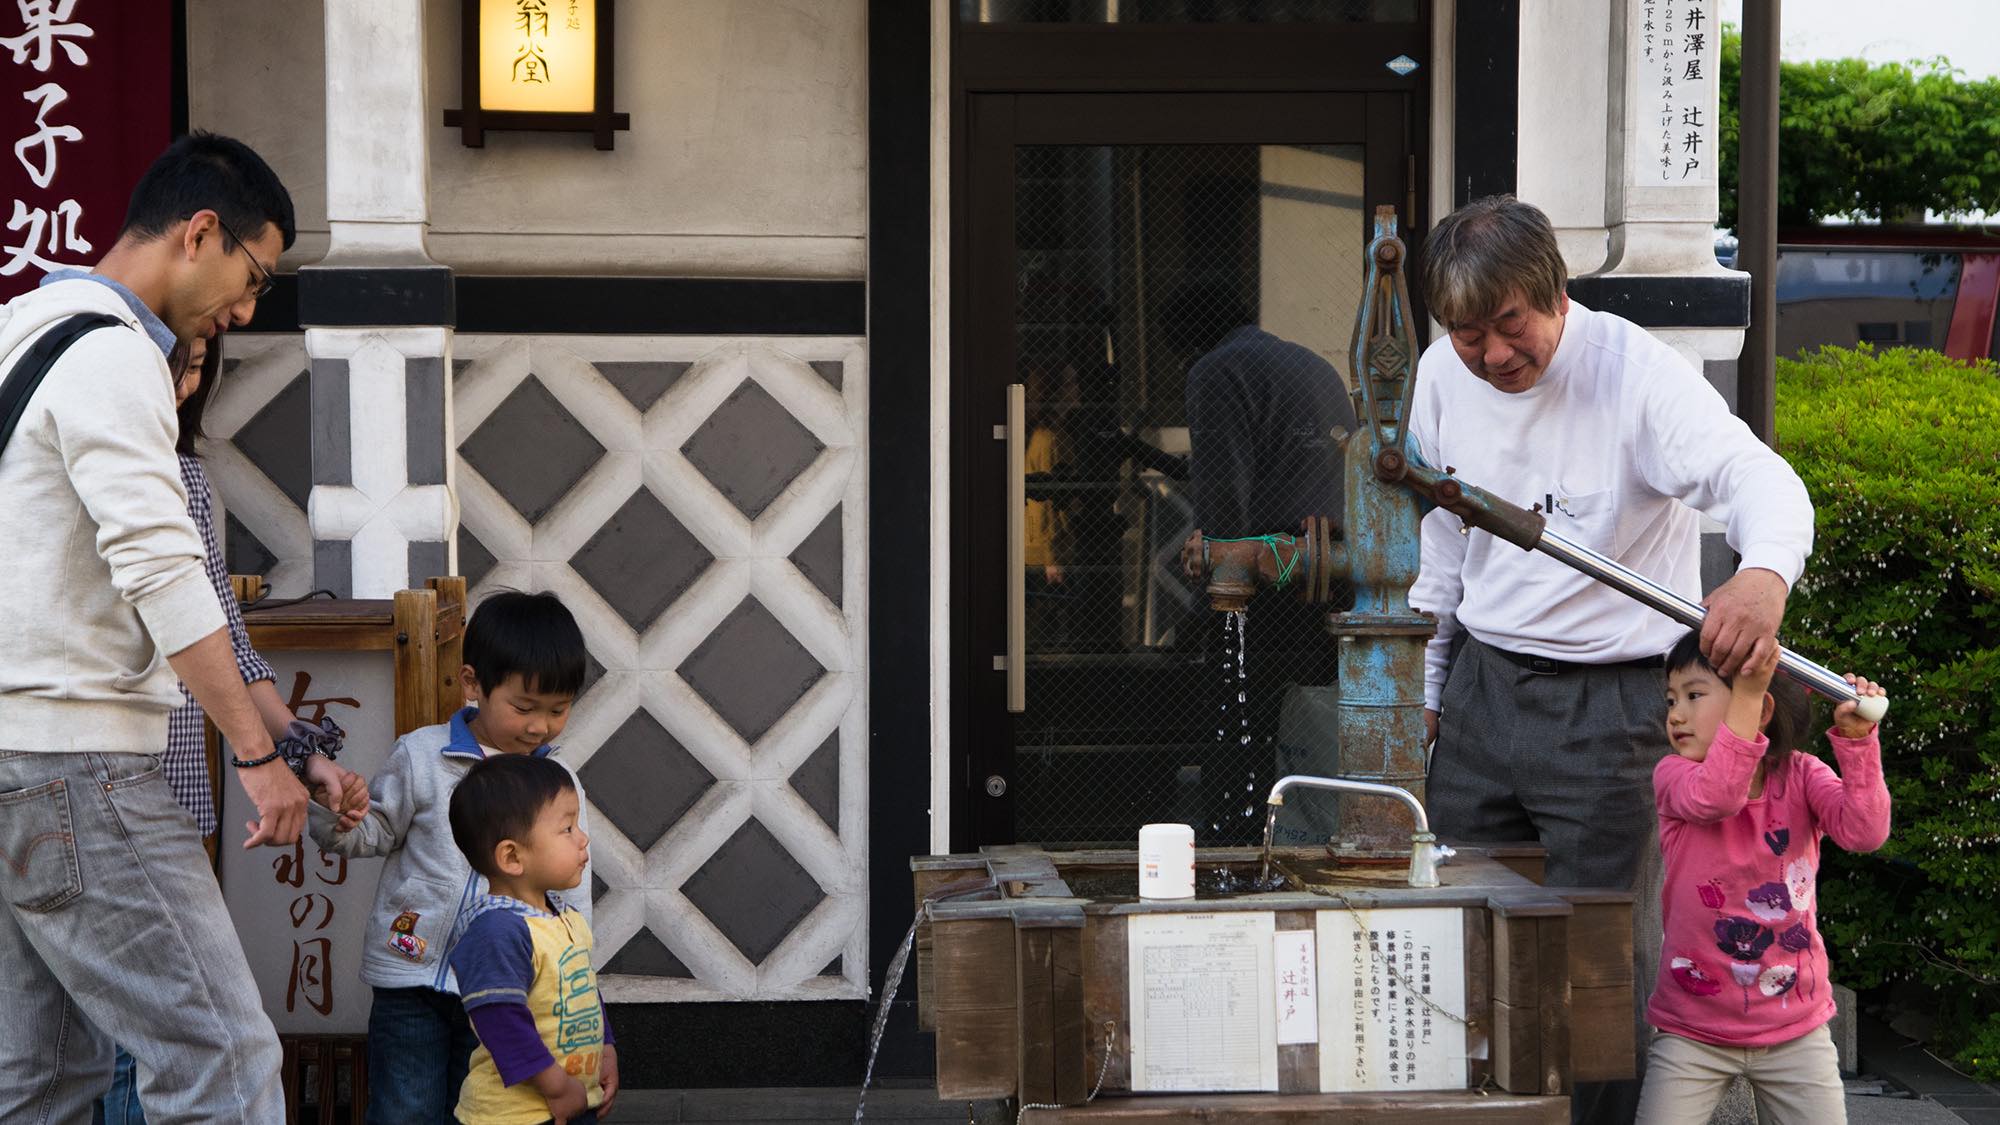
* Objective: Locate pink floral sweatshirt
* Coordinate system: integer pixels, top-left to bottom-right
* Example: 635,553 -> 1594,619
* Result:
1648,724 -> 1892,1047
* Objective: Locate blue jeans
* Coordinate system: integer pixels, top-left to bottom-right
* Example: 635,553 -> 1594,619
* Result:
91,1047 -> 144,1125
0,751 -> 282,1125
367,986 -> 478,1125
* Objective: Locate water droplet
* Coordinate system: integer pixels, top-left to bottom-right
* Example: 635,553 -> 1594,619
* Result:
1242,806 -> 1253,817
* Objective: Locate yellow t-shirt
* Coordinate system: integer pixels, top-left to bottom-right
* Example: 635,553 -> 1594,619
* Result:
451,894 -> 607,1125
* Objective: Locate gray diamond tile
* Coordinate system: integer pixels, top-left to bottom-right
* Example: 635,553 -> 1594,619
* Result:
456,525 -> 497,589
578,710 -> 713,852
679,597 -> 824,743
679,380 -> 823,519
790,509 -> 842,606
225,512 -> 278,577
596,361 -> 691,413
460,376 -> 604,523
603,928 -> 694,978
681,818 -> 823,965
791,734 -> 839,833
569,488 -> 711,632
232,371 -> 311,509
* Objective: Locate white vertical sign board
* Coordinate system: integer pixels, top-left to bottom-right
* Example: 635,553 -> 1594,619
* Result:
1127,912 -> 1279,1092
219,654 -> 396,1034
1629,0 -> 1720,187
1316,908 -> 1468,1093
1273,929 -> 1319,1046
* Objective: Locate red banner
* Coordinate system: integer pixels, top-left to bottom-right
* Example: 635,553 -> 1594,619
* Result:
1,2 -> 173,302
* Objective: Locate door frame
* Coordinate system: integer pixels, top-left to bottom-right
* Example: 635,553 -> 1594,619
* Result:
949,13 -> 1431,849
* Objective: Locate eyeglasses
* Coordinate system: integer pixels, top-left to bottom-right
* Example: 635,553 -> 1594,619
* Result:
215,214 -> 276,300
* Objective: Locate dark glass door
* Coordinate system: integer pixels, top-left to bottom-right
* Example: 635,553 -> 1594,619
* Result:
955,91 -> 1419,848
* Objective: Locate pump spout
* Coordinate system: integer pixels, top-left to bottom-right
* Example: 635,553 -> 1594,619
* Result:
1264,774 -> 1453,888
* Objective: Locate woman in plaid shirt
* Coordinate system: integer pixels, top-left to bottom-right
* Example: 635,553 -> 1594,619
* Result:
95,335 -> 371,1125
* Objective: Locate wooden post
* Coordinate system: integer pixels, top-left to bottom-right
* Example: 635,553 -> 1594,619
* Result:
428,576 -> 468,724
391,589 -> 439,738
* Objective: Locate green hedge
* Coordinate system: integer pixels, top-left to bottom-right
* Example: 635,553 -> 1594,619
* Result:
1776,344 -> 2000,1076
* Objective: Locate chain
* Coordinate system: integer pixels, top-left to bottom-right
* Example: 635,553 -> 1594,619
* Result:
1327,892 -> 1478,1033
1013,1021 -> 1118,1125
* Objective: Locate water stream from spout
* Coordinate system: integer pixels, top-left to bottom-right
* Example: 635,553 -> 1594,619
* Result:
852,917 -> 920,1123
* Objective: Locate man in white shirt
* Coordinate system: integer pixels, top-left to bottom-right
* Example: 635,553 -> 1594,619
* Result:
1407,196 -> 1812,1123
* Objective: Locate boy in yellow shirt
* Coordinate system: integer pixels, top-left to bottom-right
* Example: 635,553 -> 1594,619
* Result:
447,754 -> 617,1124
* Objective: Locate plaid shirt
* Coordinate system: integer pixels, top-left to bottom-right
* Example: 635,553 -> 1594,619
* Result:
165,454 -> 277,834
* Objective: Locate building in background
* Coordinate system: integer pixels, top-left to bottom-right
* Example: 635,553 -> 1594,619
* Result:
2,0 -> 1751,1091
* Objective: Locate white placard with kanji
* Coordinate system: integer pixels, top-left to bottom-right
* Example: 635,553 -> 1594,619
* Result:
219,654 -> 394,1034
1315,907 -> 1468,1092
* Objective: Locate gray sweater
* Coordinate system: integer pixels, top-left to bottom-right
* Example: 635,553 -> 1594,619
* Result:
0,280 -> 226,751
310,707 -> 593,992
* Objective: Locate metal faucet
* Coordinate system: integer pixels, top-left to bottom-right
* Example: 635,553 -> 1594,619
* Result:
1265,774 -> 1453,888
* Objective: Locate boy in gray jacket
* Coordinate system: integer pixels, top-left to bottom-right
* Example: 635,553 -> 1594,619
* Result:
312,591 -> 594,1125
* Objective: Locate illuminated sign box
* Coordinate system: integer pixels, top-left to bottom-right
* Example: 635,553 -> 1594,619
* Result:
444,0 -> 629,149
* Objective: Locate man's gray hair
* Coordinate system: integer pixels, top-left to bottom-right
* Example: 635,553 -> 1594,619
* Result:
1419,195 -> 1569,329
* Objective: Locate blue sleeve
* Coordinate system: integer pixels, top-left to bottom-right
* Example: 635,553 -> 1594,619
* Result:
464,1001 -> 556,1086
451,911 -> 556,1083
451,910 -> 534,1012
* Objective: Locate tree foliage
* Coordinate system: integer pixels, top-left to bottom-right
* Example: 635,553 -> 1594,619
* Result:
1777,345 -> 2000,1077
1720,27 -> 2000,229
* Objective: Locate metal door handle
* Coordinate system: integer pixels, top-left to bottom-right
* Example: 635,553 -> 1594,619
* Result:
1006,383 -> 1026,713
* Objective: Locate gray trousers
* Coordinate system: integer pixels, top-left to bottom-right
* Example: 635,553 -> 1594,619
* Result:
1428,635 -> 1669,1125
0,751 -> 283,1124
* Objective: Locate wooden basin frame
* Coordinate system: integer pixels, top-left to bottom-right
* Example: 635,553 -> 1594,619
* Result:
911,843 -> 1634,1118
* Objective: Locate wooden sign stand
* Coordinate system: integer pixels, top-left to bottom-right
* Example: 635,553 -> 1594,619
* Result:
206,576 -> 467,1125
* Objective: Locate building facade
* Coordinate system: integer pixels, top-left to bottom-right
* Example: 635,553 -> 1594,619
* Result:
143,0 -> 1745,1086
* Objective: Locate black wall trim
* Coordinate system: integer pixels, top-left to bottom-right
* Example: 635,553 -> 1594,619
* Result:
1567,273 -> 1751,329
865,0 -> 937,1085
246,275 -> 868,336
1453,0 -> 1518,205
297,267 -> 455,328
456,277 -> 865,335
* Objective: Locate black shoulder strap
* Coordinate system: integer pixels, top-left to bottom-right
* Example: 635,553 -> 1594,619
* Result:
0,312 -> 127,460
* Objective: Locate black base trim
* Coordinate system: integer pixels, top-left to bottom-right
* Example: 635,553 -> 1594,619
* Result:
296,267 -> 455,328
605,1001 -> 880,1087
1567,273 -> 1751,329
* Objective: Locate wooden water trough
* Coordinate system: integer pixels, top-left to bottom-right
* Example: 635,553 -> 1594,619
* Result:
911,843 -> 1634,1123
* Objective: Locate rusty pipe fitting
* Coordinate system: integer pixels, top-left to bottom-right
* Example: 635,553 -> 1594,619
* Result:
1182,526 -> 1329,612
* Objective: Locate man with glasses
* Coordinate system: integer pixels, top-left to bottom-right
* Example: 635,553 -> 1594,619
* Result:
0,132 -> 306,1122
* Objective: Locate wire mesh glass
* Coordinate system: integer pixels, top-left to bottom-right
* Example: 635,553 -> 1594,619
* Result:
1012,143 -> 1366,847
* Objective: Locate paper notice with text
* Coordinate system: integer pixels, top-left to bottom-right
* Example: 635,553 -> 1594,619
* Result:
1127,912 -> 1279,1092
1315,907 -> 1468,1093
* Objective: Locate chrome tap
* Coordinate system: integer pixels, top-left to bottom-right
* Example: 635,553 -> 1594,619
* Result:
1264,774 -> 1454,888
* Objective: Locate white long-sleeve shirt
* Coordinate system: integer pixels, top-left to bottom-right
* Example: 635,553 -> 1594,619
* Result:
0,280 -> 226,752
1407,301 -> 1814,711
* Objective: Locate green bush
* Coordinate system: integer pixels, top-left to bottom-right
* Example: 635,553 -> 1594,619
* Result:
1776,344 -> 2000,1076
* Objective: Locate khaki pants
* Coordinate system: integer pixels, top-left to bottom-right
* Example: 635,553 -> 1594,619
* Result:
1636,1024 -> 1846,1125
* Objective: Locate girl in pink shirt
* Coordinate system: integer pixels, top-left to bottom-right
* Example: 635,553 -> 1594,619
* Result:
1636,630 -> 1891,1125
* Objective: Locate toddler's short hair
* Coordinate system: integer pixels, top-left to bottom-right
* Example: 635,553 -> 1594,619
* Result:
463,590 -> 587,698
450,754 -> 576,879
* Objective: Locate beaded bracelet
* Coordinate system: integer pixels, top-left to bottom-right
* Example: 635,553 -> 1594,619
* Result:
229,747 -> 284,769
